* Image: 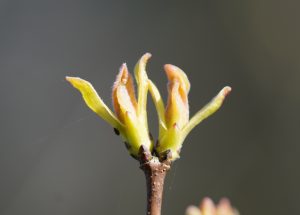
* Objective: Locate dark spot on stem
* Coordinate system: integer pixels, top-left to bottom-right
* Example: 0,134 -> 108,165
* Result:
124,141 -> 131,150
113,128 -> 120,135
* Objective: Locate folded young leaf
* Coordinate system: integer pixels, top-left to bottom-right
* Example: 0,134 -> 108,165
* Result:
66,76 -> 122,128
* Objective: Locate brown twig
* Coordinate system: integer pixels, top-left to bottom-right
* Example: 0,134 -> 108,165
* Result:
139,146 -> 171,215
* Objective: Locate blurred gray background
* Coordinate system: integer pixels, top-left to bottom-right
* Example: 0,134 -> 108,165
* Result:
0,0 -> 299,215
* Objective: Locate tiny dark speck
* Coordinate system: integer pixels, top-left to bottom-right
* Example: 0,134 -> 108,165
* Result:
124,141 -> 131,149
113,128 -> 120,135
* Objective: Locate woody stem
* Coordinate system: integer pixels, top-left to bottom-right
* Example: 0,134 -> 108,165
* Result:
139,146 -> 171,215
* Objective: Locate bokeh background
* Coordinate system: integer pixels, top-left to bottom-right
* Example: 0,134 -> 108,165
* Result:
0,1 -> 299,215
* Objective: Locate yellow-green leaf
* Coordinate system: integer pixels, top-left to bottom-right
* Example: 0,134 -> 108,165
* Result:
182,86 -> 231,139
66,76 -> 122,128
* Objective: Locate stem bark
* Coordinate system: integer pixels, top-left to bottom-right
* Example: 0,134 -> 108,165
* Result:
139,146 -> 171,215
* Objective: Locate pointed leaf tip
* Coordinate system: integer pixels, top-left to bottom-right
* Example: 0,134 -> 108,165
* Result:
66,76 -> 83,86
136,53 -> 152,70
182,86 -> 231,139
222,86 -> 232,97
139,53 -> 152,65
143,52 -> 152,60
117,63 -> 130,85
164,64 -> 190,93
134,53 -> 151,83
